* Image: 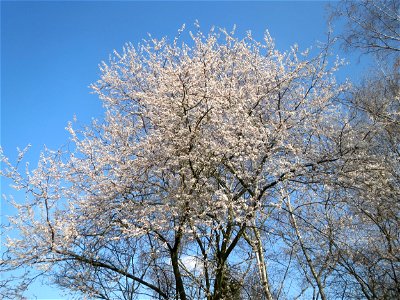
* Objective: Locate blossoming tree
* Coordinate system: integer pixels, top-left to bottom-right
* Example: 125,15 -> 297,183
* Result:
1,26 -> 369,299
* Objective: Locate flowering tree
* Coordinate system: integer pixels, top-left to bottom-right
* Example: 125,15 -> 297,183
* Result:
1,26 -> 360,299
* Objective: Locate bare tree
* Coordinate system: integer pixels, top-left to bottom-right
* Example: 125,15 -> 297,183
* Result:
326,3 -> 400,297
331,0 -> 400,60
336,72 -> 400,299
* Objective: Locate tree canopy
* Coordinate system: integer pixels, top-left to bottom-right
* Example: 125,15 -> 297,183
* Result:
1,23 -> 399,300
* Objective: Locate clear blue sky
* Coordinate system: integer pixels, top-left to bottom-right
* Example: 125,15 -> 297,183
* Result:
1,1 -> 369,299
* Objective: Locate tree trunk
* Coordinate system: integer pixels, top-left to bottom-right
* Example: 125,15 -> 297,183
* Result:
287,198 -> 327,300
171,227 -> 187,300
253,226 -> 274,300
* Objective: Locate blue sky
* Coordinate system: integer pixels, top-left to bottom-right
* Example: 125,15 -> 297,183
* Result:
1,1 -> 370,299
